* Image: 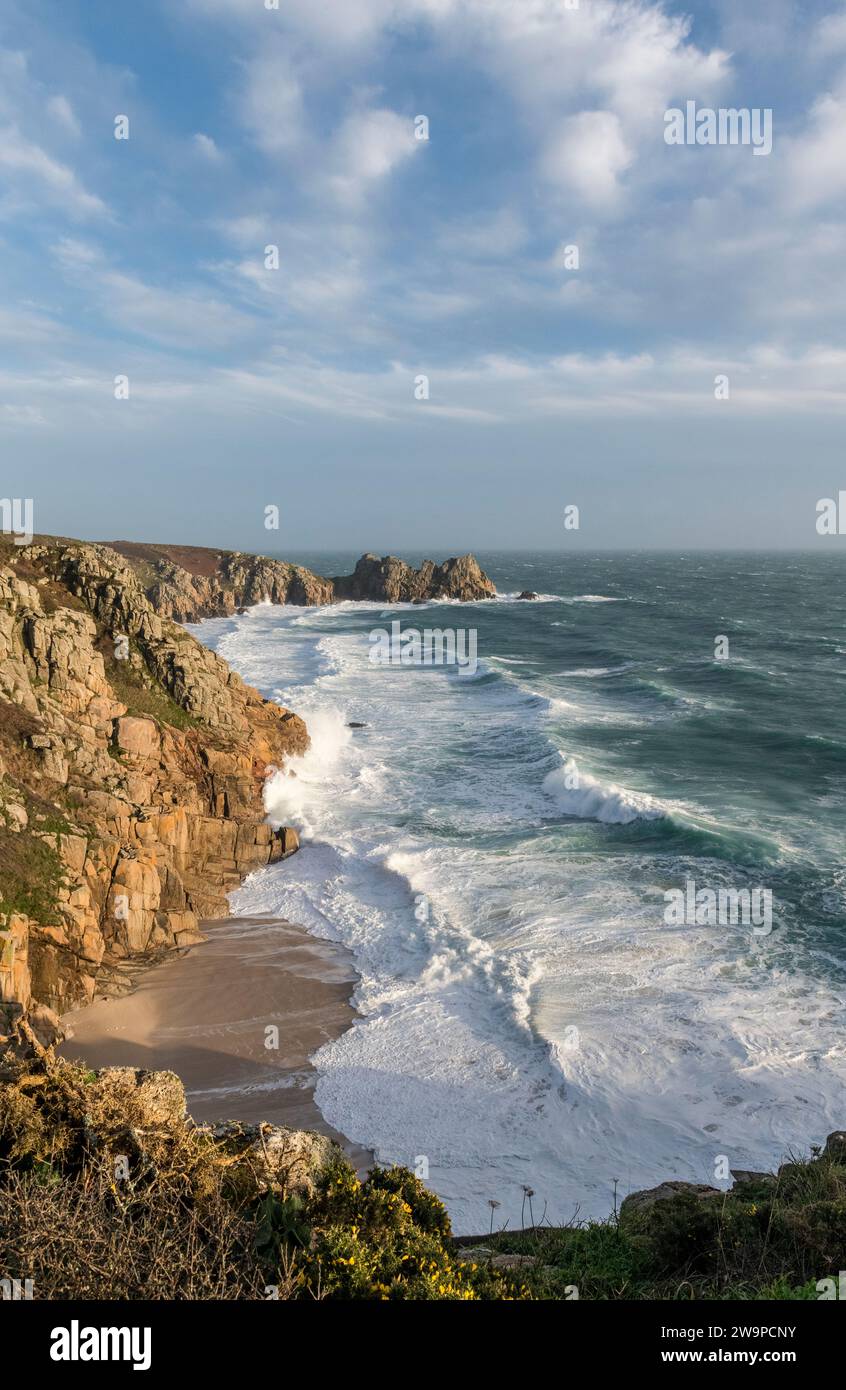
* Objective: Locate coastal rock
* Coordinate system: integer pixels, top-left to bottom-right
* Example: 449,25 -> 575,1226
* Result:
89,1066 -> 188,1130
333,552 -> 495,604
455,1247 -> 539,1271
0,539 -> 307,1027
619,1181 -> 723,1225
517,591 -> 540,600
115,715 -> 160,762
730,1169 -> 777,1188
209,1119 -> 341,1198
105,541 -> 496,619
275,826 -> 299,858
823,1131 -> 846,1163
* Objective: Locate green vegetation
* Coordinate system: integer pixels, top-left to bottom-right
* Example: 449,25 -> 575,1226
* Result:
98,637 -> 199,731
1,1050 -> 842,1301
0,826 -> 65,925
0,1054 -> 529,1300
468,1154 -> 846,1299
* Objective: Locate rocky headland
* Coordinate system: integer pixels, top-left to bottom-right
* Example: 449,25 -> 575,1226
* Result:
0,536 -> 494,1049
107,541 -> 496,623
0,537 -> 312,1048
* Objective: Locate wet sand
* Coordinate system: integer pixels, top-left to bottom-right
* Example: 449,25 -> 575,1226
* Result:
59,917 -> 371,1171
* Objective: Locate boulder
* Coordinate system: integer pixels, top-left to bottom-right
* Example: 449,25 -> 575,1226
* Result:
454,1247 -> 539,1271
517,591 -> 540,601
274,826 -> 300,859
115,716 -> 161,762
730,1169 -> 776,1188
209,1120 -> 340,1198
620,1181 -> 723,1225
86,1067 -> 187,1130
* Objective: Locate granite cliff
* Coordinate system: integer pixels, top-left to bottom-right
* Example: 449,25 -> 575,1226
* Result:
0,536 -> 494,1047
0,537 -> 307,1046
107,541 -> 496,622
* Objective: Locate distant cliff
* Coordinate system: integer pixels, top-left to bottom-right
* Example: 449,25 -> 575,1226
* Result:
106,541 -> 497,622
0,538 -> 306,1045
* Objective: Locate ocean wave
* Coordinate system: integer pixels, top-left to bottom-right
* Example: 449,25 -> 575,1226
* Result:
543,757 -> 666,825
496,592 -> 563,603
559,665 -> 634,678
561,594 -> 620,604
194,583 -> 846,1234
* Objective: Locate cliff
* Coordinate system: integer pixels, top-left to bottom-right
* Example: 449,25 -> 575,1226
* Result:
0,537 -> 307,1044
106,541 -> 496,622
0,536 -> 494,1045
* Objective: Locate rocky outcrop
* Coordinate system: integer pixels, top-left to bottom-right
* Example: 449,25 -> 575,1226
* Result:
331,552 -> 495,603
618,1134 -> 846,1228
0,1039 -> 343,1204
107,542 -> 334,624
106,541 -> 496,621
0,539 -> 307,1042
619,1181 -> 724,1223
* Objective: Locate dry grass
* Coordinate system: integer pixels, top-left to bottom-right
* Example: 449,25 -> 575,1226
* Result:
0,1163 -> 275,1300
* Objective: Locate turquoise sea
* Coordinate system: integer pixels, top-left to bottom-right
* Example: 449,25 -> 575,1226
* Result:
192,551 -> 846,1233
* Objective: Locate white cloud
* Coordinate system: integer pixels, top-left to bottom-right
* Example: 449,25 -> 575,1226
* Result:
0,403 -> 46,426
193,132 -> 222,161
0,124 -> 105,217
53,239 -> 257,349
813,8 -> 846,56
541,111 -> 633,208
204,0 -> 729,214
327,107 -> 419,203
0,304 -> 64,343
437,207 -> 527,258
240,49 -> 304,154
780,91 -> 846,210
47,95 -> 81,137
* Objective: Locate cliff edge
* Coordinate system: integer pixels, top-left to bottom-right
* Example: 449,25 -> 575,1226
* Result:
106,541 -> 496,622
0,538 -> 307,1044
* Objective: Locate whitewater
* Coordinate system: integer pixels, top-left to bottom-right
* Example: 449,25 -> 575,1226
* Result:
189,552 -> 846,1235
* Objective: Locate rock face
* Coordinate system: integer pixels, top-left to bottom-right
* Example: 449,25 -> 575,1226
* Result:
0,539 -> 307,1040
0,1045 -> 342,1204
108,542 -> 335,624
106,541 -> 496,621
332,553 -> 496,604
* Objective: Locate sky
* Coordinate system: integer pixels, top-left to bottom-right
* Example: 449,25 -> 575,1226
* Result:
2,0 -> 846,552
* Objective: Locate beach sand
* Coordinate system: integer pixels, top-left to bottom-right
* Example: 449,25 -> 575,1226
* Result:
58,916 -> 371,1171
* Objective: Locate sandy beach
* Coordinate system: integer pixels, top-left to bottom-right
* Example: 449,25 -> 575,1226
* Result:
58,916 -> 371,1171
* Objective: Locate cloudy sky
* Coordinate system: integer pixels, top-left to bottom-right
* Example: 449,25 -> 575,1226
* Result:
2,0 -> 846,551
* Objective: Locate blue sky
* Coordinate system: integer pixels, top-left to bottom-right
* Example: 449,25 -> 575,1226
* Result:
2,0 -> 846,551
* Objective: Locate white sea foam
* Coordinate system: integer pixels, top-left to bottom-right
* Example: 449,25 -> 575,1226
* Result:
543,757 -> 666,825
562,594 -> 620,603
194,600 -> 846,1234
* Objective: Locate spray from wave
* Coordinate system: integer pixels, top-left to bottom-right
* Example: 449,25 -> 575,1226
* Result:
543,756 -> 666,825
264,707 -> 351,836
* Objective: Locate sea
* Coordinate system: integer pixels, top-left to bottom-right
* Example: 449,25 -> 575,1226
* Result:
188,551 -> 846,1235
